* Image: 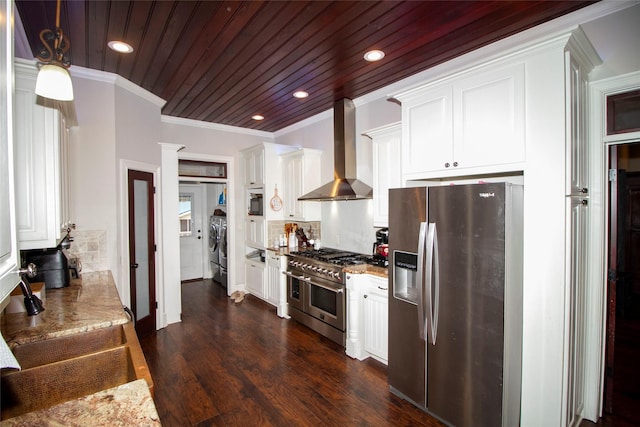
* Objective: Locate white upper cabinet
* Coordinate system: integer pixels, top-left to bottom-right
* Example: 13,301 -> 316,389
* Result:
280,148 -> 322,221
0,0 -> 19,305
14,60 -> 71,250
397,62 -> 525,180
243,145 -> 265,187
363,122 -> 401,227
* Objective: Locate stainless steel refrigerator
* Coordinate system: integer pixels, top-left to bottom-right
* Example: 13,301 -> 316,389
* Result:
388,183 -> 523,427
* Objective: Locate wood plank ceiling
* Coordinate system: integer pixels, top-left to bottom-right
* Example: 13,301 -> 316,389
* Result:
16,1 -> 595,132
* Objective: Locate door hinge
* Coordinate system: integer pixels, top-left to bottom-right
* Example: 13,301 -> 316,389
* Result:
153,186 -> 156,194
609,169 -> 617,182
154,244 -> 157,252
608,269 -> 617,281
155,301 -> 158,309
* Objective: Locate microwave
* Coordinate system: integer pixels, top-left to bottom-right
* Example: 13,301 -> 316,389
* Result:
248,193 -> 263,216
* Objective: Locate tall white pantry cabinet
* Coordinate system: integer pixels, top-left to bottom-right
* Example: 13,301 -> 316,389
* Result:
393,27 -> 600,426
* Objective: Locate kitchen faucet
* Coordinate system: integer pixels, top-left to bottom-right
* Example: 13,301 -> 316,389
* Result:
17,263 -> 44,316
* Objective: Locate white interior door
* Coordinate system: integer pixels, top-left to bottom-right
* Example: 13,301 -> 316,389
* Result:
179,184 -> 204,281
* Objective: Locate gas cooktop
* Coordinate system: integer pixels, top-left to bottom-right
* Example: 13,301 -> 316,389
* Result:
288,248 -> 382,267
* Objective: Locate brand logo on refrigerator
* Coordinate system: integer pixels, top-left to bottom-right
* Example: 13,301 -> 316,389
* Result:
479,192 -> 496,198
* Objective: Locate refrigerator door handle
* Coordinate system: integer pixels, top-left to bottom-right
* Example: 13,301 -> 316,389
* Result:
416,221 -> 428,341
425,222 -> 436,345
431,223 -> 440,345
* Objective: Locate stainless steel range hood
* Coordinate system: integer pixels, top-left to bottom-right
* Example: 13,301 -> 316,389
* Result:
298,98 -> 373,201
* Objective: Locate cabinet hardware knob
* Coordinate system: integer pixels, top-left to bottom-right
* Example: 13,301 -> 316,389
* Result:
364,294 -> 368,298
453,161 -> 458,167
444,162 -> 450,168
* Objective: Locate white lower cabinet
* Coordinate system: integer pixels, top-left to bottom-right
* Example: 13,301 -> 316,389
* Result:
245,259 -> 265,299
266,251 -> 288,318
346,273 -> 389,364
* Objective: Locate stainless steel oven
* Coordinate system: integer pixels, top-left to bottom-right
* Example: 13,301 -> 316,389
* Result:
285,252 -> 349,346
286,269 -> 345,330
285,248 -> 379,346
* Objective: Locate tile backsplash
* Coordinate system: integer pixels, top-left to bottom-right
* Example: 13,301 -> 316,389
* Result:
267,221 -> 320,248
68,230 -> 108,273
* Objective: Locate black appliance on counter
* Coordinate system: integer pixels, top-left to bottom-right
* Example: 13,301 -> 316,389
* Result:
372,227 -> 389,267
23,248 -> 71,289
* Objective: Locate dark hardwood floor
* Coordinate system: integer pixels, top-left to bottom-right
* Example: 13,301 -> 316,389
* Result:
139,279 -> 444,426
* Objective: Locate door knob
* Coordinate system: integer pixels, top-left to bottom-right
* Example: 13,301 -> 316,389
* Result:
131,263 -> 139,269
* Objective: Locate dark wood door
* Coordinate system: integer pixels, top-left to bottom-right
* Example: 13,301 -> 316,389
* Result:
127,170 -> 156,337
605,145 -> 619,413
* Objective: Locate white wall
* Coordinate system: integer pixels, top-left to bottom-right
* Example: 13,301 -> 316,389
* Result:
68,76 -> 117,273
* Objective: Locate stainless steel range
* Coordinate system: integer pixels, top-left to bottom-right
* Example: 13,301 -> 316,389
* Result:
285,248 -> 373,346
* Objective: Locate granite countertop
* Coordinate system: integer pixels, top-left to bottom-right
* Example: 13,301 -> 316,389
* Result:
0,271 -> 159,425
1,271 -> 129,348
0,379 -> 161,426
343,264 -> 388,278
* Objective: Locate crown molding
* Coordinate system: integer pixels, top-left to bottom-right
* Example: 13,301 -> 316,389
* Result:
161,114 -> 274,139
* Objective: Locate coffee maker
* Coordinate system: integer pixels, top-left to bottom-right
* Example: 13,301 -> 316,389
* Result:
372,228 -> 389,267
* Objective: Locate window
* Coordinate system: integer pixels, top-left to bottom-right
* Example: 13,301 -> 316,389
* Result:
607,89 -> 640,135
178,195 -> 192,237
178,160 -> 227,179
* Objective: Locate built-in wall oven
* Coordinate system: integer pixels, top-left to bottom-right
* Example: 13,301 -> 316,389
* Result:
285,248 -> 374,346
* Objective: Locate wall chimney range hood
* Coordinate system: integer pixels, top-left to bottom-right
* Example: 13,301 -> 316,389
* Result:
298,98 -> 373,201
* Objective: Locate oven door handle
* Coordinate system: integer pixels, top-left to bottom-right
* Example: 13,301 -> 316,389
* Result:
283,270 -> 313,283
305,278 -> 344,294
283,270 -> 344,294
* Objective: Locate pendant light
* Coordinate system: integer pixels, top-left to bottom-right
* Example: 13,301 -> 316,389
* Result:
34,0 -> 73,101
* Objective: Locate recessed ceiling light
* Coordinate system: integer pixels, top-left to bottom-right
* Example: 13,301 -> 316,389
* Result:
293,90 -> 309,99
252,114 -> 264,121
364,49 -> 385,62
108,41 -> 134,53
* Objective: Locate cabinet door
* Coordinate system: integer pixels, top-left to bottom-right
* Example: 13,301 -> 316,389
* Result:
14,66 -> 63,250
245,217 -> 265,248
0,0 -> 19,304
454,63 -> 525,169
368,123 -> 401,227
283,153 -> 302,218
266,256 -> 280,305
59,114 -> 71,233
403,85 -> 453,175
566,54 -> 588,195
281,149 -> 321,221
245,261 -> 265,298
363,276 -> 389,363
244,148 -> 264,186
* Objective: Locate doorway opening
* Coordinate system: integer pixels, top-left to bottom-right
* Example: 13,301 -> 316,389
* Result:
604,141 -> 640,426
178,181 -> 228,286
